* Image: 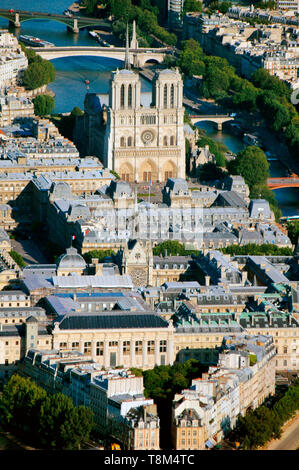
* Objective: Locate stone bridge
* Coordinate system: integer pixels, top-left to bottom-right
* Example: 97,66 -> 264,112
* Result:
32,46 -> 170,68
189,114 -> 234,131
0,8 -> 111,33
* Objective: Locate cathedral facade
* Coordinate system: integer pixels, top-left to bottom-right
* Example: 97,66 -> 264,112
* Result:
77,66 -> 186,183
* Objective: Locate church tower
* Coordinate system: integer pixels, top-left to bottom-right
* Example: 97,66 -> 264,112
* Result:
100,27 -> 185,182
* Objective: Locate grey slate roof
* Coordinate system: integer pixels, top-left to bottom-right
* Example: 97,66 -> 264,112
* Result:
57,312 -> 169,330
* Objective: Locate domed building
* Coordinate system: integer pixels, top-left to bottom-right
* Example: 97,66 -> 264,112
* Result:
56,247 -> 87,276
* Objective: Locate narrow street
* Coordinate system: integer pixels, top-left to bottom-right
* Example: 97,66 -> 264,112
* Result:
263,413 -> 299,451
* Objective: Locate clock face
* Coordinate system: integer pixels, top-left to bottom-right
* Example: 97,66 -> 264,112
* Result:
141,130 -> 154,145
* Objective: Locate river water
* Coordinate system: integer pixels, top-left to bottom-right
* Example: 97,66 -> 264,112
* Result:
0,0 -> 298,216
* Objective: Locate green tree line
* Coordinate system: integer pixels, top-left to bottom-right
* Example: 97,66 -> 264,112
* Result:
85,0 -> 177,46
9,250 -> 26,268
130,359 -> 209,448
0,375 -> 94,450
220,243 -> 293,256
176,40 -> 299,162
153,240 -> 198,257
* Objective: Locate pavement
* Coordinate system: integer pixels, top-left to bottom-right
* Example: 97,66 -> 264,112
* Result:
11,239 -> 49,265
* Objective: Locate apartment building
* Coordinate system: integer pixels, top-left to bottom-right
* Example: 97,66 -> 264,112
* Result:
0,31 -> 28,91
19,350 -> 160,450
171,334 -> 276,449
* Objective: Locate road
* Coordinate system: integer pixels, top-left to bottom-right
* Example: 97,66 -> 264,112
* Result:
264,412 -> 299,450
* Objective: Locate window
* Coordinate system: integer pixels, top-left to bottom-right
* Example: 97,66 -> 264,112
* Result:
84,342 -> 91,354
135,341 -> 142,354
127,136 -> 132,147
148,340 -> 155,353
120,136 -> 126,147
109,341 -> 118,347
123,341 -> 130,355
120,84 -> 125,109
72,342 -> 79,349
96,341 -> 104,356
170,136 -> 175,146
128,84 -> 132,108
163,84 -> 168,108
160,340 -> 167,353
163,136 -> 168,146
170,83 -> 174,108
60,342 -> 67,349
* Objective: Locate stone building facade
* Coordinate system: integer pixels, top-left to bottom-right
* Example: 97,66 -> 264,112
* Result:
78,67 -> 185,183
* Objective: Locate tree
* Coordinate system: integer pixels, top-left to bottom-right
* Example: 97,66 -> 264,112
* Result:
71,106 -> 84,117
228,146 -> 269,191
34,94 -> 55,116
287,221 -> 299,245
197,135 -> 228,168
23,60 -> 56,90
83,249 -> 117,264
202,64 -> 231,99
9,250 -> 26,268
84,0 -> 99,15
0,375 -> 47,438
232,80 -> 258,112
39,393 -> 93,449
183,0 -> 202,15
199,162 -> 227,181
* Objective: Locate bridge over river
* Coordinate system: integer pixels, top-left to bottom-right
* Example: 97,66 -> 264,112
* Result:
32,46 -> 171,68
267,177 -> 299,190
0,8 -> 110,33
189,114 -> 234,131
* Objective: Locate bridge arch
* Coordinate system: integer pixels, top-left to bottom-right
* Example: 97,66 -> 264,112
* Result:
33,47 -> 166,67
144,58 -> 160,64
190,116 -> 234,131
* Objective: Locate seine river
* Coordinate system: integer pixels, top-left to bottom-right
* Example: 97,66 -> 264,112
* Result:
0,0 -> 298,216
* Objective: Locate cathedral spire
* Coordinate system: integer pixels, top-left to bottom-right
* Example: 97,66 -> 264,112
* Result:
130,20 -> 138,49
124,23 -> 131,70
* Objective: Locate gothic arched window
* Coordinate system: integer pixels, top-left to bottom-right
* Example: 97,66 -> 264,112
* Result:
163,84 -> 168,108
163,136 -> 168,146
170,84 -> 174,108
120,137 -> 126,147
120,84 -> 125,109
128,84 -> 132,109
127,136 -> 132,146
170,136 -> 175,146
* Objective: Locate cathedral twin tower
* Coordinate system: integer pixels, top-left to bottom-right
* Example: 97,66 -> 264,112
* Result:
104,66 -> 185,183
80,26 -> 185,183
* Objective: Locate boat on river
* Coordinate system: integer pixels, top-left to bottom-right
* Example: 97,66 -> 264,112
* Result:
19,35 -> 54,48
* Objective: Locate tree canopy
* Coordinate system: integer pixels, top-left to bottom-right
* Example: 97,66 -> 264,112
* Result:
228,146 -> 269,191
0,375 -> 94,450
22,51 -> 56,90
152,240 -> 198,257
33,94 -> 55,116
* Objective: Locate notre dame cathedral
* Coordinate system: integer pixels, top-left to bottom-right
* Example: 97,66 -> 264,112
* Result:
74,28 -> 185,183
